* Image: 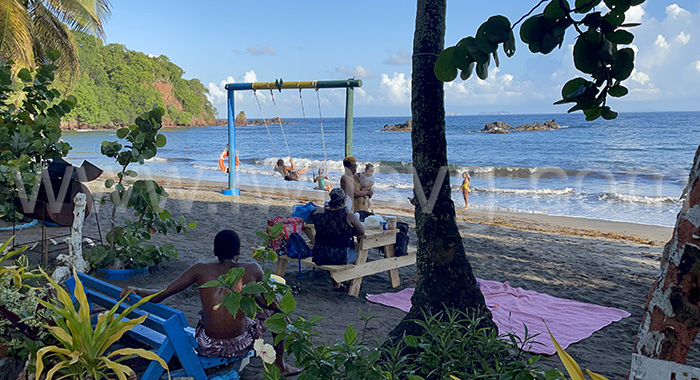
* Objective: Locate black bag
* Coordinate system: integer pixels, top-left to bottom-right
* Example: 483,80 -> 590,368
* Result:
380,222 -> 410,257
286,232 -> 312,259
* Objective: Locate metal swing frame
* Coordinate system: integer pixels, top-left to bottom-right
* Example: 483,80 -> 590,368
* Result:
222,79 -> 362,195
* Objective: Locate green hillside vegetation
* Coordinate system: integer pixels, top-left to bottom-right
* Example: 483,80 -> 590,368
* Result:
60,32 -> 217,129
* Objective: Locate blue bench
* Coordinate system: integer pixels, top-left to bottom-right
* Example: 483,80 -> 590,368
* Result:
66,272 -> 253,380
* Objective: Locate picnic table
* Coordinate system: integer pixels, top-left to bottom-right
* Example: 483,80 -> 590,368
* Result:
275,224 -> 416,297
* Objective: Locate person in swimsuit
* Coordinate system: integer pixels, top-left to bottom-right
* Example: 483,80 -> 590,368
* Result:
340,156 -> 372,211
119,230 -> 302,376
274,158 -> 310,181
456,171 -> 471,209
313,168 -> 333,190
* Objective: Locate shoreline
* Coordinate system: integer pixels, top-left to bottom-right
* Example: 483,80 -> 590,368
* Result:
97,172 -> 673,246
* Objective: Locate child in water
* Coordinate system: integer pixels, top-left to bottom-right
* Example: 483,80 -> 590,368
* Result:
456,171 -> 471,209
357,163 -> 375,209
313,168 -> 333,191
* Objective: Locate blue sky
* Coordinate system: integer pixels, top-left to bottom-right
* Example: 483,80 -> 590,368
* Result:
103,1 -> 700,117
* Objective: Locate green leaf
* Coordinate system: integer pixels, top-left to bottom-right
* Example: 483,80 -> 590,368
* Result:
573,37 -> 602,75
279,290 -> 296,314
608,84 -> 628,97
575,0 -> 601,13
544,0 -> 570,19
583,107 -> 602,121
187,221 -> 198,229
465,36 -> 489,64
476,61 -> 489,80
116,128 -> 129,139
606,30 -> 634,44
241,282 -> 266,295
155,134 -> 167,148
601,106 -> 618,120
460,62 -> 476,80
404,335 -> 419,348
561,77 -> 588,100
611,48 -> 635,80
492,50 -> 500,67
344,324 -> 357,345
503,31 -> 516,57
434,47 -> 458,82
17,69 -> 32,82
200,280 -> 222,288
484,15 -> 511,43
476,24 -> 498,54
221,291 -> 243,315
239,296 -> 259,318
265,313 -> 288,334
452,38 -> 473,71
46,49 -> 61,61
105,179 -> 114,188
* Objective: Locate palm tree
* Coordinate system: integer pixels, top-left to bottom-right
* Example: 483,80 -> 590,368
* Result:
0,0 -> 111,77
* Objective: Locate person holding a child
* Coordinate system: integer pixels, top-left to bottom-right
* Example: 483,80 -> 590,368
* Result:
340,156 -> 373,212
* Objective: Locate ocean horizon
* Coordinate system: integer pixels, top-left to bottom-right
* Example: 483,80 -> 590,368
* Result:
62,111 -> 699,227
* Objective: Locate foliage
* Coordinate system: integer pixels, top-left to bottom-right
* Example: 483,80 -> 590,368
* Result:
35,267 -> 170,380
253,222 -> 285,269
0,236 -> 55,359
205,265 -> 565,380
58,32 -> 217,128
435,0 -> 645,120
0,0 -> 110,80
85,107 -> 196,270
0,54 -> 74,220
548,327 -> 609,380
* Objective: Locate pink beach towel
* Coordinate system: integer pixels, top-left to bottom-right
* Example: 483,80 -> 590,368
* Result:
365,279 -> 630,355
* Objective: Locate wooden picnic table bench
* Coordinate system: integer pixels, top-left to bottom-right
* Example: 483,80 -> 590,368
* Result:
274,224 -> 416,297
66,272 -> 253,380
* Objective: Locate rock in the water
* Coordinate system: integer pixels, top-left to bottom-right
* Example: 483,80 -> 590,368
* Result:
235,111 -> 247,127
515,120 -> 560,131
483,121 -> 512,133
382,120 -> 412,132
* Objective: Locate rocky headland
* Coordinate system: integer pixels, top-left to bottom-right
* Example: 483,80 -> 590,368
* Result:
382,120 -> 412,132
482,120 -> 560,134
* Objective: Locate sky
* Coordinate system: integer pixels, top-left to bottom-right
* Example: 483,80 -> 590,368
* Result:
102,1 -> 700,118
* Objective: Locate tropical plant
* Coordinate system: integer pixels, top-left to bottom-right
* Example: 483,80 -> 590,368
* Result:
0,236 -> 55,359
85,106 -> 196,270
0,0 -> 111,80
252,222 -> 285,270
549,327 -> 609,380
35,267 -> 169,380
0,54 -> 74,221
435,0 -> 644,120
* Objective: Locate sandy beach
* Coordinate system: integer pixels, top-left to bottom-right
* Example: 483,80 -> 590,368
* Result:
3,177 -> 694,380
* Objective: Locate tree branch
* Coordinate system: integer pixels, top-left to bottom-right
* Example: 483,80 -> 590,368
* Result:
512,0 -> 548,29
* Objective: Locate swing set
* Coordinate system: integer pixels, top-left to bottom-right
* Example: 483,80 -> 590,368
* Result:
221,79 -> 362,195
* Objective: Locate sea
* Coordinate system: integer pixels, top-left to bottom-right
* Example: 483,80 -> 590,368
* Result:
61,112 -> 700,227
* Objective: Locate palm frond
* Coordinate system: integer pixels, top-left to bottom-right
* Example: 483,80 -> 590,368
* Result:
0,0 -> 34,68
29,3 -> 78,81
38,0 -> 111,39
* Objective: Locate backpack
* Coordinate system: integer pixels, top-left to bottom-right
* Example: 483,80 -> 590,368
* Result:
267,216 -> 304,251
286,232 -> 312,259
380,221 -> 410,257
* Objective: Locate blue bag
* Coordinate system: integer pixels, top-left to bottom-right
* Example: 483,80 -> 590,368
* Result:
286,232 -> 312,259
291,202 -> 316,222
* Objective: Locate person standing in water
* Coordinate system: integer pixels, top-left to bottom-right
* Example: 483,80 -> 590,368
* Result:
456,171 -> 471,209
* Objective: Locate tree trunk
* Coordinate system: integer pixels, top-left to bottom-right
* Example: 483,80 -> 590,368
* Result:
634,145 -> 700,362
389,0 -> 495,339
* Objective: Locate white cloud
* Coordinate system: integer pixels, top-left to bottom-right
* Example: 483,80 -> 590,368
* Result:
630,68 -> 651,85
247,45 -> 276,56
695,61 -> 700,72
379,72 -> 411,104
355,87 -> 375,104
383,49 -> 411,65
243,70 -> 257,83
626,5 -> 645,24
335,65 -> 375,79
207,76 -> 235,104
654,34 -> 669,49
443,67 -> 543,106
675,31 -> 690,45
666,4 -> 690,19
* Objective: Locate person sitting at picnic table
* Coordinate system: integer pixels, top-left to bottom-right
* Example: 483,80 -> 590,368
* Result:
340,156 -> 372,211
119,230 -> 302,376
308,188 -> 364,292
274,158 -> 309,181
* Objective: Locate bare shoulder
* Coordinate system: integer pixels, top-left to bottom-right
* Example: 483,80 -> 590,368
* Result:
242,262 -> 263,277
